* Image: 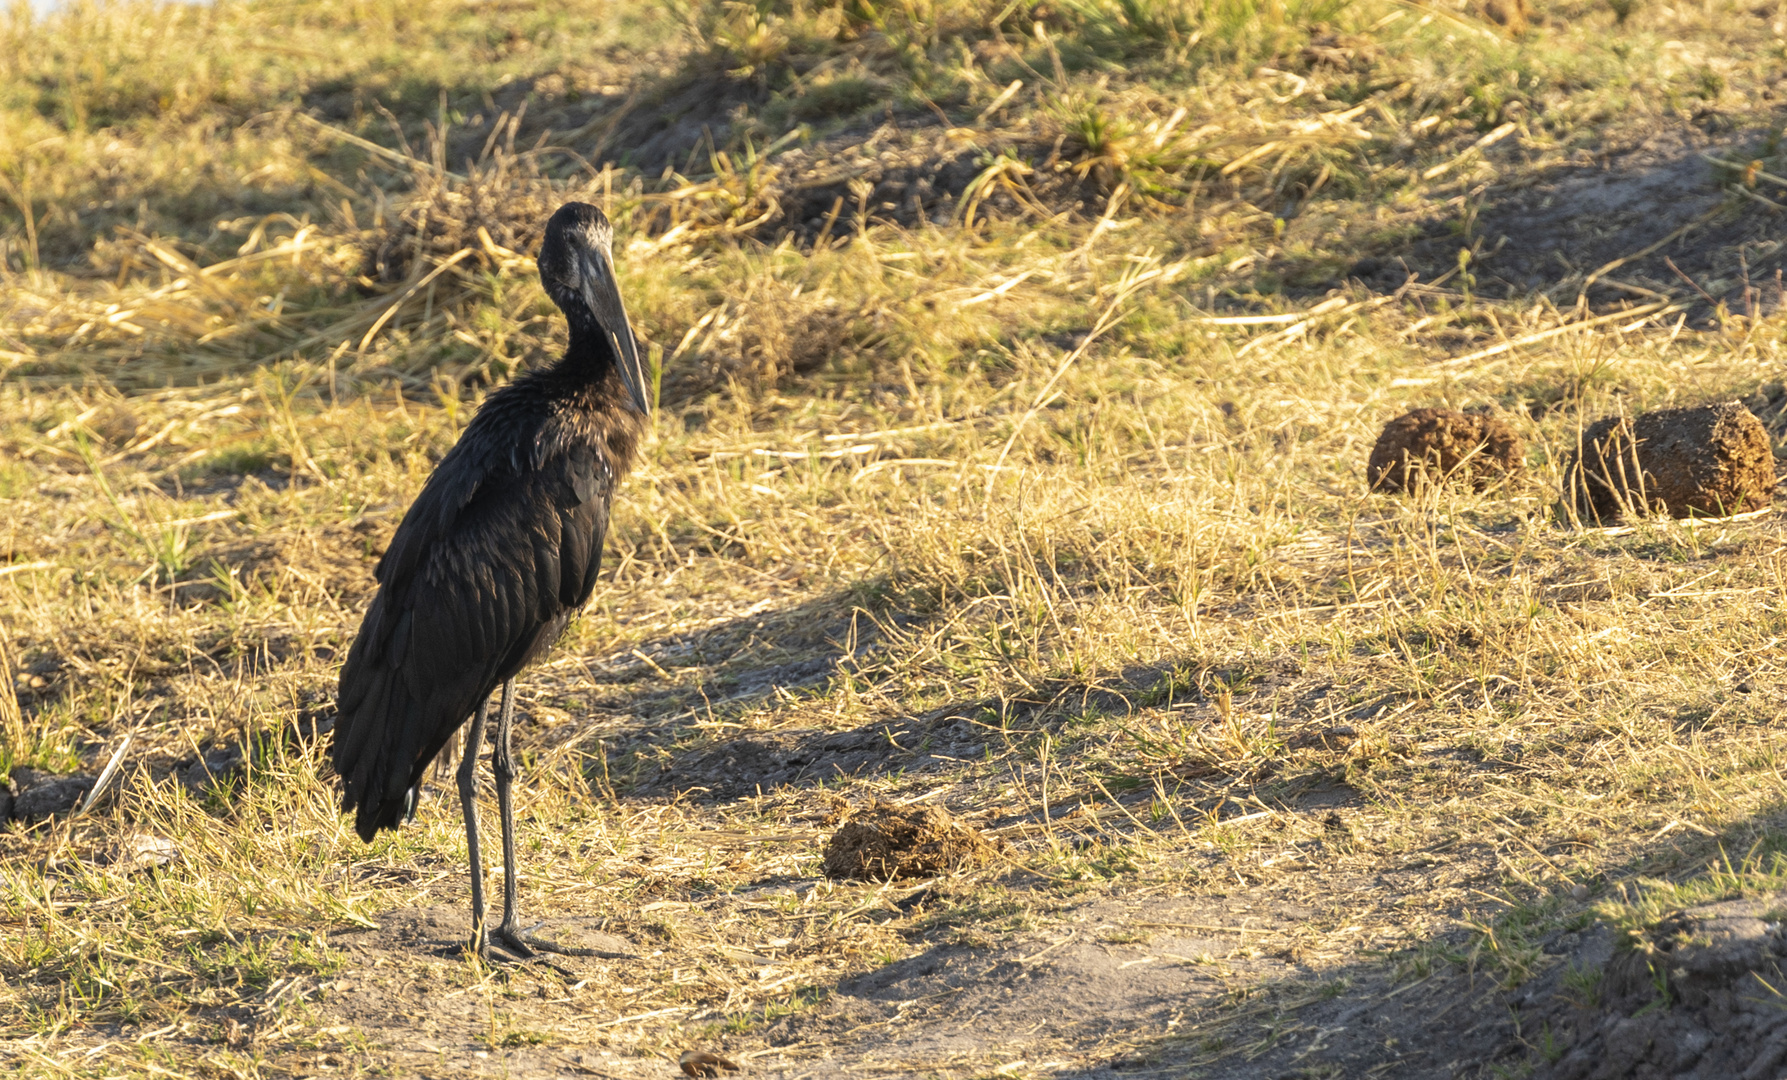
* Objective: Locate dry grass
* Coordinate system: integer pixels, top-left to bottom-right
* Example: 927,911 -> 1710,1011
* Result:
5,0 -> 1787,1076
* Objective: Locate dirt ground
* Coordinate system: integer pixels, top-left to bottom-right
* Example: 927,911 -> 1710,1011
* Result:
265,851 -> 1758,1080
244,866 -> 1462,1079
271,840 -> 1787,1080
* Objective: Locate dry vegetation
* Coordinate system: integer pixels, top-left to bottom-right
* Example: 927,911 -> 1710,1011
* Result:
6,0 -> 1787,1077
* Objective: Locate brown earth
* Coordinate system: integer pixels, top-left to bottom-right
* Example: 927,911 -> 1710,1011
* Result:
1366,408 -> 1524,493
1567,401 -> 1776,523
285,887 -> 1594,1079
254,884 -> 1787,1079
254,886 -> 1491,1079
677,1049 -> 741,1077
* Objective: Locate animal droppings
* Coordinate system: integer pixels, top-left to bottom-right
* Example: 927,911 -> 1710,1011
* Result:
1367,408 -> 1524,493
1568,401 -> 1775,523
822,801 -> 995,882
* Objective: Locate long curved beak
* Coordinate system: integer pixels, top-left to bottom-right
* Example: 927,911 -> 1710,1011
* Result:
578,247 -> 652,415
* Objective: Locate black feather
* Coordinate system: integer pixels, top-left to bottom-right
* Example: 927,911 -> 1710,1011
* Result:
332,203 -> 643,843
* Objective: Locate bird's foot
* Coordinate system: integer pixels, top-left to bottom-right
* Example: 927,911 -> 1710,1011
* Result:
491,924 -> 538,959
482,927 -> 578,977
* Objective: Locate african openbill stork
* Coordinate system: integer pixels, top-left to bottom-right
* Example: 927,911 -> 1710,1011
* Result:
332,202 -> 650,959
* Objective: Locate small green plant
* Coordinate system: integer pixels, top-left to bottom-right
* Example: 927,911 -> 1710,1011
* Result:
0,460 -> 30,498
1537,1022 -> 1566,1063
1561,962 -> 1603,1009
1694,66 -> 1725,100
1100,926 -> 1152,944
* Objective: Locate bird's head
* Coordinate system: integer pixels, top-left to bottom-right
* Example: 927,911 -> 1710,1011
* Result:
538,202 -> 652,414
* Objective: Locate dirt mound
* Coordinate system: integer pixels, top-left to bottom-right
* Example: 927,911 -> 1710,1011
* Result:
1515,894 -> 1787,1079
1367,408 -> 1523,493
1567,401 -> 1775,523
677,1050 -> 740,1078
821,801 -> 994,881
7,767 -> 95,822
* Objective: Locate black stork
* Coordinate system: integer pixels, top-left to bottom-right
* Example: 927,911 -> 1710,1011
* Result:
332,202 -> 650,959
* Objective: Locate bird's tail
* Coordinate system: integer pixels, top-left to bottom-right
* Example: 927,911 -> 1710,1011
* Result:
333,640 -> 436,843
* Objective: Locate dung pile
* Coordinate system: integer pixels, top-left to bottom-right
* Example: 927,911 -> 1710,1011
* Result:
1514,894 -> 1787,1079
1568,401 -> 1775,523
821,801 -> 995,881
1367,408 -> 1523,492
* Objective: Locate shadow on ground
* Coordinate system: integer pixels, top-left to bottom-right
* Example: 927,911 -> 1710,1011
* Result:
639,653 -> 1371,810
301,801 -> 1787,1079
1346,122 -> 1787,323
733,809 -> 1787,1079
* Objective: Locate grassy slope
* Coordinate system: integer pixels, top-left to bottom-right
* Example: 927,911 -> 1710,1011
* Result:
4,0 -> 1787,1076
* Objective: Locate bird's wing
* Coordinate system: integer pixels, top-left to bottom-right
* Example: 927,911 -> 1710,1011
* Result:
372,433 -> 493,595
334,430 -> 614,838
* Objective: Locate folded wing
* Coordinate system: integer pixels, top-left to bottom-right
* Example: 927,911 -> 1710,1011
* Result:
333,431 -> 612,841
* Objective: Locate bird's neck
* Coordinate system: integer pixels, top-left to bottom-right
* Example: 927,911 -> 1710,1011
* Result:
553,317 -> 620,382
528,318 -> 645,476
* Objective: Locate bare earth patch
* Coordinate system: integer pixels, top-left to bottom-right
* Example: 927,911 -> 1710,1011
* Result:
1514,894 -> 1787,1080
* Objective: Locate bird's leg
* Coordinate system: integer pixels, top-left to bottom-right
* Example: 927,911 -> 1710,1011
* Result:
459,694 -> 491,960
489,678 -> 536,958
490,679 -> 609,960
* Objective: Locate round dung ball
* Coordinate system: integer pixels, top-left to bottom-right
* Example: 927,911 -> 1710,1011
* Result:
1568,401 -> 1775,523
1367,408 -> 1523,493
821,801 -> 994,882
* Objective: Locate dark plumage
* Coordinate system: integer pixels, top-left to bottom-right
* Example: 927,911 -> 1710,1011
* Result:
332,202 -> 650,958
